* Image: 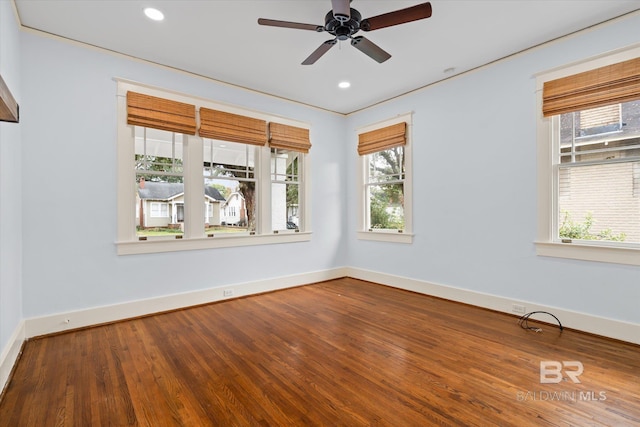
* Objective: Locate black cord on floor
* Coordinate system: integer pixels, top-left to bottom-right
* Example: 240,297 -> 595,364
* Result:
518,311 -> 563,332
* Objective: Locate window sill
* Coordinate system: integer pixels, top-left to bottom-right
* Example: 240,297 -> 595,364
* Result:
535,241 -> 640,266
357,231 -> 413,244
117,231 -> 312,255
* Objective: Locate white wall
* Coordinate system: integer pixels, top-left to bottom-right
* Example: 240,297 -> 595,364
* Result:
0,0 -> 23,373
7,6 -> 640,347
19,30 -> 347,319
346,12 -> 640,328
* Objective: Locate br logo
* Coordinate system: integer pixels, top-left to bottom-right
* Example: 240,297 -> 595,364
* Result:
540,361 -> 584,384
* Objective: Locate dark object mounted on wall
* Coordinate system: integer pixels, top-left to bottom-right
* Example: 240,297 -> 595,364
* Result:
0,74 -> 19,123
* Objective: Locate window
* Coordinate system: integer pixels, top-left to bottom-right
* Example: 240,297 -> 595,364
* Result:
557,101 -> 640,244
366,147 -> 405,230
204,139 -> 256,233
135,127 -> 184,237
268,122 -> 310,233
536,47 -> 640,265
356,113 -> 413,243
116,80 -> 311,254
149,203 -> 169,218
205,202 -> 214,221
271,148 -> 301,231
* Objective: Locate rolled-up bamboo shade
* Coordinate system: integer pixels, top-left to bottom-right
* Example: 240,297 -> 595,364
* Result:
0,74 -> 19,123
269,123 -> 311,153
199,108 -> 267,146
543,57 -> 640,117
358,122 -> 406,156
127,91 -> 196,134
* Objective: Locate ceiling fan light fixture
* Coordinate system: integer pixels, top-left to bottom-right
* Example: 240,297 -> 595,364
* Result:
143,7 -> 165,21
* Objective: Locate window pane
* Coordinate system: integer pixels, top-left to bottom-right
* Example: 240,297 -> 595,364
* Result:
204,139 -> 256,233
366,146 -> 405,231
558,162 -> 640,244
368,147 -> 404,182
271,149 -> 300,231
204,183 -> 226,232
555,100 -> 640,245
560,137 -> 640,164
368,183 -> 404,230
135,127 -> 183,176
559,100 -> 640,164
135,127 -> 184,238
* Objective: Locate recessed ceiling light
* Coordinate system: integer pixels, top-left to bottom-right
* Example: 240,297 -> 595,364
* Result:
144,7 -> 164,21
338,81 -> 351,89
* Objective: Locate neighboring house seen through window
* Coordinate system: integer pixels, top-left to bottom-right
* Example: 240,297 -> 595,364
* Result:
552,99 -> 640,244
204,139 -> 256,232
557,101 -> 640,244
136,127 -> 184,236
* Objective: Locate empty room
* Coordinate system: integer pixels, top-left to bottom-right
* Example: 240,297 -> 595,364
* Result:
1,1 -> 639,425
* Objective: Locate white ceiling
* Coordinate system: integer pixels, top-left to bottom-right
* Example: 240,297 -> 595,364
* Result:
13,0 -> 640,114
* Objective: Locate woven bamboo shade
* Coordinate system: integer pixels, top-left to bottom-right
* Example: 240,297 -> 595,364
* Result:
269,123 -> 311,153
358,122 -> 406,156
127,92 -> 196,134
543,57 -> 640,117
199,108 -> 267,146
0,74 -> 19,123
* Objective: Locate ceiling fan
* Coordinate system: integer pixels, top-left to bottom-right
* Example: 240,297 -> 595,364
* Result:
258,0 -> 432,65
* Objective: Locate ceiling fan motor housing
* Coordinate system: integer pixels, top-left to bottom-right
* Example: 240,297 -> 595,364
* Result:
324,8 -> 362,40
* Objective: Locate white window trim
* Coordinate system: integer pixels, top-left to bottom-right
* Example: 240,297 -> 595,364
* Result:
535,43 -> 640,266
115,79 -> 311,255
356,112 -> 414,244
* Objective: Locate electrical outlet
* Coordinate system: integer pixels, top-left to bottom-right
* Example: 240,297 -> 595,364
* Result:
223,289 -> 233,297
512,304 -> 526,314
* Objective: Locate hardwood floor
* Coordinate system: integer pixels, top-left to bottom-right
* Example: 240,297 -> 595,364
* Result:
1,277 -> 639,426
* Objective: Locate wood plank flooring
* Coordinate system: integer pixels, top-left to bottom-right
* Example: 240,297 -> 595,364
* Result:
1,277 -> 639,426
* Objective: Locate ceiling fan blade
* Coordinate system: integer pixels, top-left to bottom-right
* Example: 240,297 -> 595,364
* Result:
258,18 -> 323,32
350,36 -> 391,63
331,0 -> 351,22
361,2 -> 432,31
302,39 -> 338,65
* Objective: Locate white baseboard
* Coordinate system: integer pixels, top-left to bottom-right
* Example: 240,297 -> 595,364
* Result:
0,320 -> 26,396
5,265 -> 637,397
1,267 -> 344,394
346,267 -> 640,345
25,267 -> 349,339
21,266 -> 640,344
